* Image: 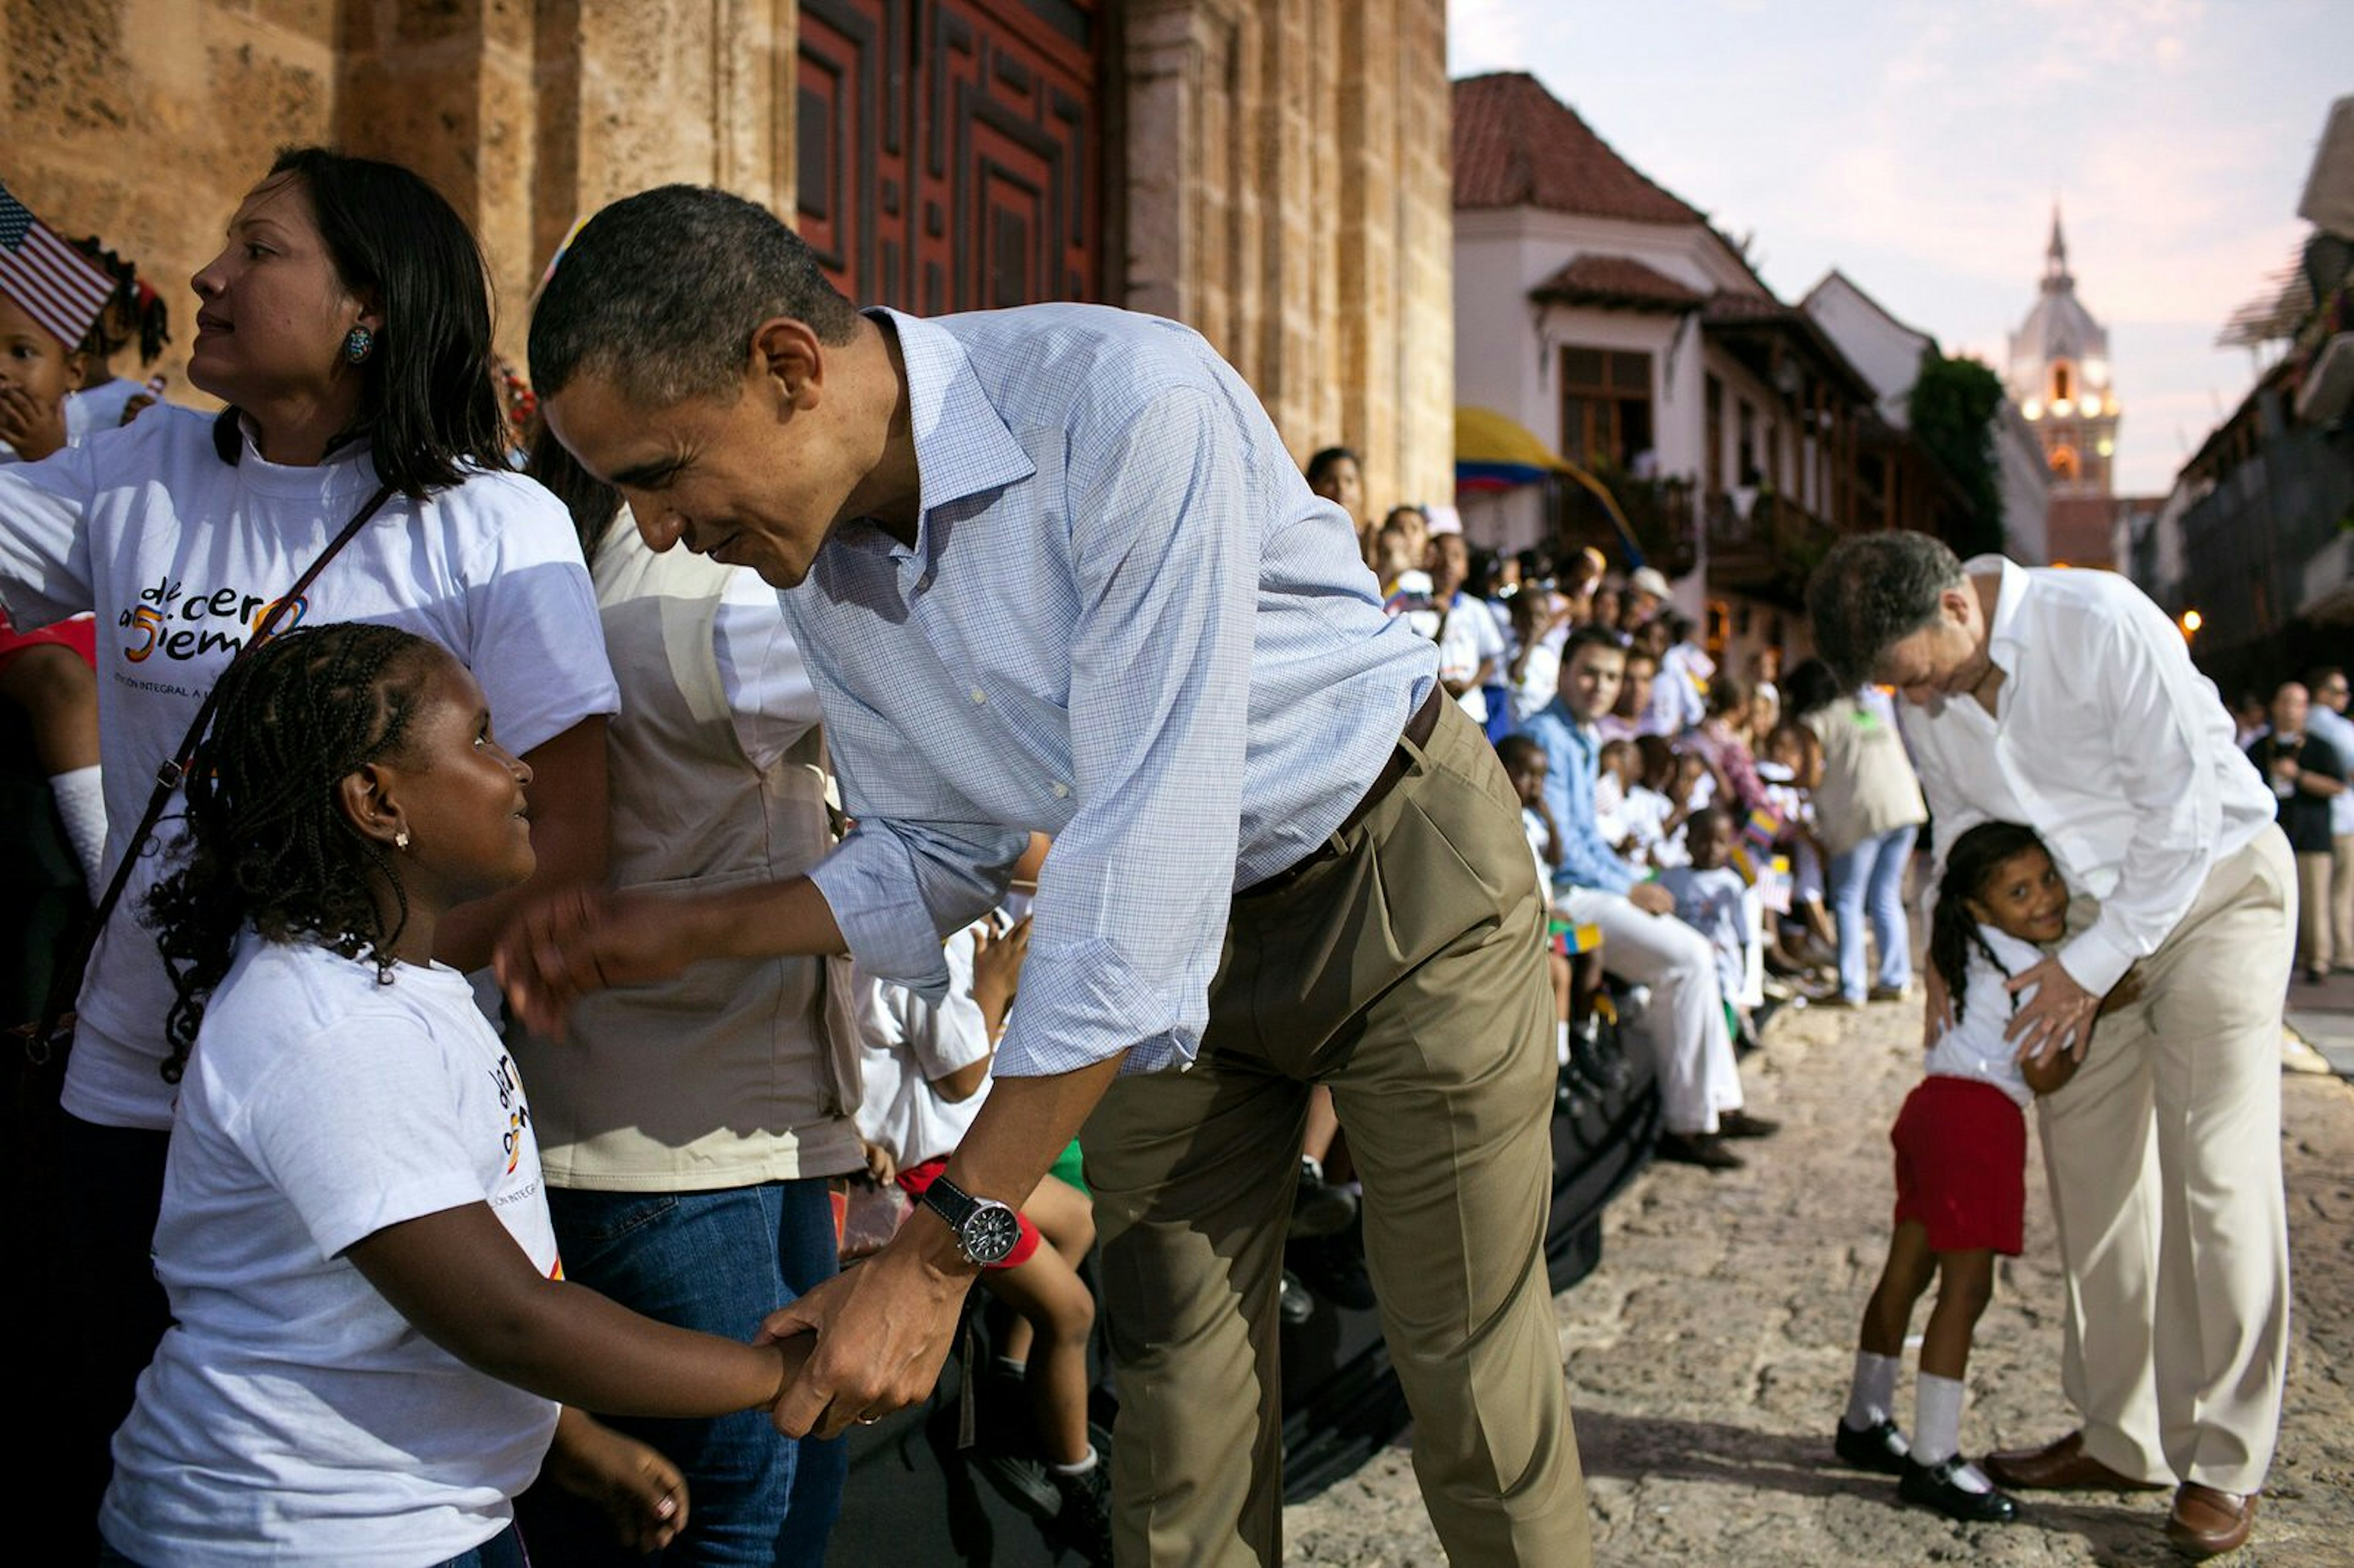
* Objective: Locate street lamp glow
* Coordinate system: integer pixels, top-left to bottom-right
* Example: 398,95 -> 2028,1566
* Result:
2181,609 -> 2203,636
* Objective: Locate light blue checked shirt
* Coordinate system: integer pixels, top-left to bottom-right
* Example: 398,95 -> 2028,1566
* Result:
789,305 -> 1436,1078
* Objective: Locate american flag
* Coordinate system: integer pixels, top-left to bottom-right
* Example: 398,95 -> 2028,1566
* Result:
0,181 -> 116,351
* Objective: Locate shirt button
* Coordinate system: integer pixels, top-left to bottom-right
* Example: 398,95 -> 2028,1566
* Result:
1051,782 -> 1070,799
970,688 -> 987,705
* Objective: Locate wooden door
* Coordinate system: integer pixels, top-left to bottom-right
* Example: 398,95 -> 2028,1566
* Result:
796,0 -> 1102,313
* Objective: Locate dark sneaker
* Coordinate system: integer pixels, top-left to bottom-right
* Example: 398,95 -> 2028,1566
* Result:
1049,1460 -> 1116,1566
1278,1268 -> 1316,1326
1718,1109 -> 1780,1140
1292,1233 -> 1377,1311
1290,1159 -> 1359,1238
1834,1417 -> 1911,1476
1899,1455 -> 2021,1523
1656,1130 -> 1745,1170
974,1450 -> 1060,1521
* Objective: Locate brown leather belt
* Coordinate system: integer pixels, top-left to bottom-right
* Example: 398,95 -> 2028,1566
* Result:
1243,683 -> 1447,897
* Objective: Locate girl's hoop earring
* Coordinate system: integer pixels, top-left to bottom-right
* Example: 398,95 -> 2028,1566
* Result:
394,829 -> 411,850
343,325 -> 376,364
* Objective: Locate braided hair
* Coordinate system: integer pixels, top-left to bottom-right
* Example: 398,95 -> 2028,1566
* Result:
145,623 -> 442,1083
1927,820 -> 2049,1029
69,237 -> 172,366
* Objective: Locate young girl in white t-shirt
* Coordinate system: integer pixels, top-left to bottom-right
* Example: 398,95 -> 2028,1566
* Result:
1832,821 -> 2103,1529
99,623 -> 802,1568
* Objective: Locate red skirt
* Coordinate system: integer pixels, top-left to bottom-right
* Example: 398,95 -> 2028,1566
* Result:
1891,1075 -> 2027,1256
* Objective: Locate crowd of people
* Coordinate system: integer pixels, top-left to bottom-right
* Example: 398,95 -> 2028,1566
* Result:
0,149 -> 2333,1568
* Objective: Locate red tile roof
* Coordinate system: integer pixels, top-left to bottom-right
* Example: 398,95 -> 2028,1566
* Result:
1453,72 -> 1704,226
1529,253 -> 1704,310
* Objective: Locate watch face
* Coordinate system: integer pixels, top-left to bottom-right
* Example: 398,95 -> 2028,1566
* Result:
964,1202 -> 1023,1266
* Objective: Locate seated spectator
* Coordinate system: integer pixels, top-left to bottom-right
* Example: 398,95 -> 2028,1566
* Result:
1683,674 -> 1769,816
1303,444 -> 1366,560
1658,805 -> 1757,1040
1428,531 -> 1506,729
1506,582 -> 1570,727
1648,612 -> 1711,733
1629,735 -> 1692,868
1522,625 -> 1775,1170
1596,641 -> 1657,745
0,609 -> 103,897
854,916 -> 1112,1559
1499,733 -> 1610,1095
64,235 -> 173,440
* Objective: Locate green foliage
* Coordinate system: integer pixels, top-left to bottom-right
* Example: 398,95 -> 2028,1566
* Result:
1908,349 -> 2007,557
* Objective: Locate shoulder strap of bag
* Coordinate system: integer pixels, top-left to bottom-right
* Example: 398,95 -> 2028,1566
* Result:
25,481 -> 398,1059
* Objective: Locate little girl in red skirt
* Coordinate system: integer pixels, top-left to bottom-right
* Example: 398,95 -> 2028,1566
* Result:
1831,820 -> 2100,1524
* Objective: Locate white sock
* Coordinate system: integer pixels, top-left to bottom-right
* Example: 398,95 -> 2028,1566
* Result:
1911,1372 -> 1988,1489
1301,1154 -> 1326,1183
1556,1019 -> 1572,1066
1843,1349 -> 1901,1430
50,764 -> 107,900
1049,1444 -> 1099,1477
991,1355 -> 1027,1381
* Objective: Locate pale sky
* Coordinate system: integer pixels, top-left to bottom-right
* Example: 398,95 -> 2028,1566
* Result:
1447,0 -> 2351,494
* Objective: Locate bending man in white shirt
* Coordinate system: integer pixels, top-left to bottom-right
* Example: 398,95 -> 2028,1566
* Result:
1807,533 -> 2293,1562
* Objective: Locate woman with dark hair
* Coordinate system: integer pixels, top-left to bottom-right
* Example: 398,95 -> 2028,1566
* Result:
0,146 -> 619,1543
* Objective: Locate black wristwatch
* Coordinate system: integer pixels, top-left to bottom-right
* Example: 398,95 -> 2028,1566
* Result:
920,1174 -> 1023,1266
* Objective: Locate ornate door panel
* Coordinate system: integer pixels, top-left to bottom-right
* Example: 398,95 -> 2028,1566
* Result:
798,0 -> 1101,313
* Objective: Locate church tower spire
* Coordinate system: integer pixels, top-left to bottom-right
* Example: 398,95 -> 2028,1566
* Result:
2009,204 -> 2119,557
2044,203 -> 2072,290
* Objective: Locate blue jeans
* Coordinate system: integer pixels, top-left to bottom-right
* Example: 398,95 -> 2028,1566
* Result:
548,1180 -> 847,1567
102,1522 -> 525,1566
1827,822 -> 1918,1002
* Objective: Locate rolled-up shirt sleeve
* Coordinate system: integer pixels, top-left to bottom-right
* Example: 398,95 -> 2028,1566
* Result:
992,387 -> 1257,1079
809,680 -> 1029,1000
2057,611 -> 2239,995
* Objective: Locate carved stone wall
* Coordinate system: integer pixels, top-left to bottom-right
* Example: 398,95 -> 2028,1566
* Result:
1121,0 -> 1454,516
2,0 -> 1452,512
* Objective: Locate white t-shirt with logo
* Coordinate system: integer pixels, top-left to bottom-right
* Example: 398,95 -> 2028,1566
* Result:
99,936 -> 563,1565
1924,924 -> 2043,1110
0,408 -> 619,1128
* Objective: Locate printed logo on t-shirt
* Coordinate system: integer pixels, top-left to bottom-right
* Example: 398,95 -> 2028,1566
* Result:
120,574 -> 310,664
487,1051 -> 531,1177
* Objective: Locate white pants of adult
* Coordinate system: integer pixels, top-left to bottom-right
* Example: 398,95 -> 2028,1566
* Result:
2041,828 -> 2295,1496
1558,886 -> 1742,1135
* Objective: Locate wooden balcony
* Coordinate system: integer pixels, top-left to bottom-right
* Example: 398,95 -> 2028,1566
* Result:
1704,489 -> 1842,608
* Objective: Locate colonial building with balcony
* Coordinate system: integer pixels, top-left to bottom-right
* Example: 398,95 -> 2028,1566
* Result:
1803,270 -> 2051,565
1450,70 -> 1970,669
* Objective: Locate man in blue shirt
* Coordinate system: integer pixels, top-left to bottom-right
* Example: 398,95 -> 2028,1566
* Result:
506,185 -> 1589,1564
1522,625 -> 1767,1169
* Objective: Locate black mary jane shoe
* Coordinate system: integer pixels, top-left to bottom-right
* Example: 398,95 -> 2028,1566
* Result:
1899,1455 -> 2021,1523
1833,1418 -> 1911,1477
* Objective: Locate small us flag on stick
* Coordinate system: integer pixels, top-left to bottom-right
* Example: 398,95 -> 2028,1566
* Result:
0,180 -> 116,350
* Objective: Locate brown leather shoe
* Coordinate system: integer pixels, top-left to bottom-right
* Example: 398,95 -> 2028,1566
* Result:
1981,1430 -> 2168,1491
2165,1482 -> 2257,1559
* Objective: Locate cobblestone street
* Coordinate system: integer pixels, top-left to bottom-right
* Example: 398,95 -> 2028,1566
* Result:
1284,997 -> 2354,1566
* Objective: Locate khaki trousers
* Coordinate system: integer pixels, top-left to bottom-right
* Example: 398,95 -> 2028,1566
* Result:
1083,699 -> 1591,1566
2295,848 -> 2335,973
2041,827 -> 2295,1494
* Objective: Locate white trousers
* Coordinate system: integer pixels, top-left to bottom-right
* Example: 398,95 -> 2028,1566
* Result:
2041,828 -> 2295,1494
1560,886 -> 1742,1135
